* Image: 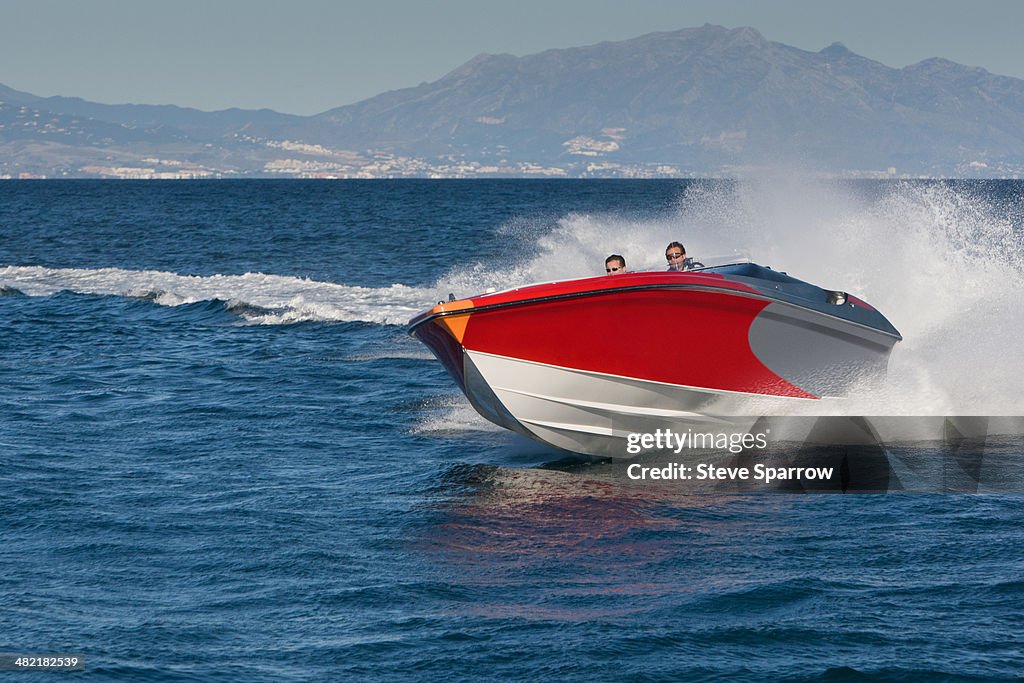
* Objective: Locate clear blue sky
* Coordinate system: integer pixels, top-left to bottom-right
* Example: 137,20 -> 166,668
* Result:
2,0 -> 1023,115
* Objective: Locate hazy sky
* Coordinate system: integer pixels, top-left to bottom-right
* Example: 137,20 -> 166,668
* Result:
2,0 -> 1023,115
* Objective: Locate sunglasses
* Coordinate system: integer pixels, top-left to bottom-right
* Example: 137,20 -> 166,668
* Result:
606,266 -> 623,272
666,252 -> 684,260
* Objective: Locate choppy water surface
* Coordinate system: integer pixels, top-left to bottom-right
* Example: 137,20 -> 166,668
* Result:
1,179 -> 1022,680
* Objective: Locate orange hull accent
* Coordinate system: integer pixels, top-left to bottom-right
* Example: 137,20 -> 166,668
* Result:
428,300 -> 474,343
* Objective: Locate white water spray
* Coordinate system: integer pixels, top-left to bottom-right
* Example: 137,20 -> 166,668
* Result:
435,176 -> 1024,415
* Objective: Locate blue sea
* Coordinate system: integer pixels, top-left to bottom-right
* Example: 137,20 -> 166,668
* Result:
1,179 -> 1023,681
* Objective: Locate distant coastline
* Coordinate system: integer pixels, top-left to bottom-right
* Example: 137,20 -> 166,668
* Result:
3,25 -> 1024,180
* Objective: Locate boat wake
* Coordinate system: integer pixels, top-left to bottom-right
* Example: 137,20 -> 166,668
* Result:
0,264 -> 430,326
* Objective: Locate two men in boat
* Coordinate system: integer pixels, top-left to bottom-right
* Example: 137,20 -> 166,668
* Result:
603,242 -> 701,275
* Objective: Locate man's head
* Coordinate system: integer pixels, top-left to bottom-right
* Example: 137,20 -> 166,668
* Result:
665,242 -> 686,270
605,254 -> 626,274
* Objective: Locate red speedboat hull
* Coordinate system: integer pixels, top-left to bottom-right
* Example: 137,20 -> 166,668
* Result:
409,264 -> 902,456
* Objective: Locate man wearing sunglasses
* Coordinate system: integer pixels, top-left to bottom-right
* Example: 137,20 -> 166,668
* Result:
665,241 -> 701,271
605,254 -> 627,274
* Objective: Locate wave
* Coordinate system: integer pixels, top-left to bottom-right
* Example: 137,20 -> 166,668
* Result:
0,265 -> 431,326
411,395 -> 507,435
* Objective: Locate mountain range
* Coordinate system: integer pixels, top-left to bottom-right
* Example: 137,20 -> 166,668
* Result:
3,24 -> 1023,178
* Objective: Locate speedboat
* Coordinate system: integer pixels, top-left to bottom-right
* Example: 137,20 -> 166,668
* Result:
408,262 -> 902,456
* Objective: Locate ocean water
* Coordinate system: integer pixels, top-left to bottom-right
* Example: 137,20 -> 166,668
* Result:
1,179 -> 1023,681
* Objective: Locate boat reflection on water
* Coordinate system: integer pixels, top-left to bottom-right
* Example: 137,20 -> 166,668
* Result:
419,461 -> 787,621
414,420 -> 1022,623
420,418 -> 1024,565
